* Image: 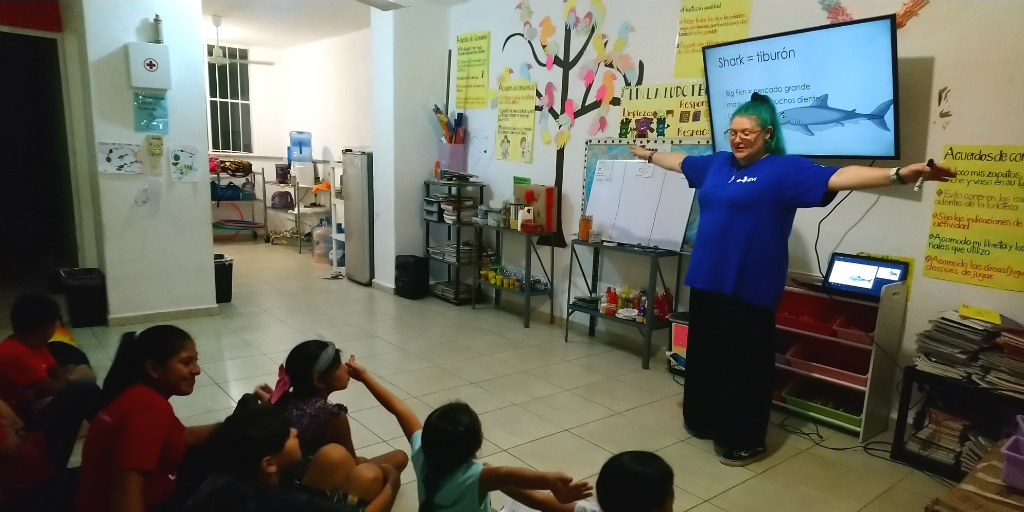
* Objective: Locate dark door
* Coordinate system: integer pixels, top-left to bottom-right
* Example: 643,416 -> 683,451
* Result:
0,31 -> 76,284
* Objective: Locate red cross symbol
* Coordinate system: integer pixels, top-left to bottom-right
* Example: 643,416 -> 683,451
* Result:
144,58 -> 159,72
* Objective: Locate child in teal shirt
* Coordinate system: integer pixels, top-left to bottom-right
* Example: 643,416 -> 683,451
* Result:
343,358 -> 592,512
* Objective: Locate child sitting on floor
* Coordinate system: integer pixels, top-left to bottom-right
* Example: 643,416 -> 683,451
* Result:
342,357 -> 593,512
183,404 -> 401,512
501,451 -> 676,512
265,340 -> 407,472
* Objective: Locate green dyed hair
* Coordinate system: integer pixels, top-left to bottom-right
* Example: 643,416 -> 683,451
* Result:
731,93 -> 786,155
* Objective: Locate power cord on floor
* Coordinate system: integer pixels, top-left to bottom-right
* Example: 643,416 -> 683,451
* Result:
771,414 -> 955,489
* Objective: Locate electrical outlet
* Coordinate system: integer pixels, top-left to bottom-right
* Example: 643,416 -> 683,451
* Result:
146,134 -> 164,156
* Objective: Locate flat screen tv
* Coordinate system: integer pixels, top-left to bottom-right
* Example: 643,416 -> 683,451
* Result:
703,15 -> 899,159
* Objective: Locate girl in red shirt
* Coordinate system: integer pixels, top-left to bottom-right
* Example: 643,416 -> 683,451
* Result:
76,325 -> 217,512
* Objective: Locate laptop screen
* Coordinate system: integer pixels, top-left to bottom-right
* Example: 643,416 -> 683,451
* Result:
824,253 -> 908,300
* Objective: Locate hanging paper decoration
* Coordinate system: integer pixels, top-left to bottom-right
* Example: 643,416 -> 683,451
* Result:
817,0 -> 854,23
895,0 -> 929,28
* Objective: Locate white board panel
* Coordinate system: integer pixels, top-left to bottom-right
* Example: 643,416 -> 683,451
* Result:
649,173 -> 696,250
584,160 -> 625,239
611,160 -> 666,245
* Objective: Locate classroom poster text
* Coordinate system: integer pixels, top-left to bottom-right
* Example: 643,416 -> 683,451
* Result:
495,81 -> 537,163
923,145 -> 1024,292
673,0 -> 751,78
619,80 -> 710,139
456,31 -> 490,109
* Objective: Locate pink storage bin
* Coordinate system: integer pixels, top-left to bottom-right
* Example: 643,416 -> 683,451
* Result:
1001,436 -> 1024,491
833,303 -> 878,345
786,340 -> 870,387
439,143 -> 467,173
776,291 -> 844,336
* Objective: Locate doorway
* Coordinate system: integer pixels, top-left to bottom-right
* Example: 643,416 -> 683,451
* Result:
0,30 -> 76,294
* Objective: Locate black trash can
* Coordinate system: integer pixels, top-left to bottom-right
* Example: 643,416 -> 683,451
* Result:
395,255 -> 429,299
214,254 -> 233,303
60,268 -> 108,327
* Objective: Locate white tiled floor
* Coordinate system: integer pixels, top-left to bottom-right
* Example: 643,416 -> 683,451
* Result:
71,240 -> 951,512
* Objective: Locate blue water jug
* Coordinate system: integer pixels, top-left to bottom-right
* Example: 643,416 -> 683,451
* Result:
289,131 -> 313,162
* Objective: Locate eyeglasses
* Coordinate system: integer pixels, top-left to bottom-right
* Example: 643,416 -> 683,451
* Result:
724,129 -> 763,140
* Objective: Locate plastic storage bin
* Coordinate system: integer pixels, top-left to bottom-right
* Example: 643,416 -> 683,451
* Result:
775,330 -> 806,365
833,303 -> 878,345
60,268 -> 108,327
439,143 -> 467,173
786,340 -> 871,387
1001,436 -> 1024,491
776,291 -> 845,336
214,254 -> 233,303
782,380 -> 864,428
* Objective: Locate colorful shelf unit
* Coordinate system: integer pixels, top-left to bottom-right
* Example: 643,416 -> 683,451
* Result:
772,274 -> 908,442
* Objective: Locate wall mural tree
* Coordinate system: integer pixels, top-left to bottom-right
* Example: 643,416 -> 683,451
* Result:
500,0 -> 644,247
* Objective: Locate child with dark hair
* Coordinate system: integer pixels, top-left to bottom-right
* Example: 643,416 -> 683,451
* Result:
184,404 -> 401,512
503,451 -> 675,512
75,325 -> 219,512
266,340 -> 407,472
0,293 -> 100,470
340,358 -> 592,512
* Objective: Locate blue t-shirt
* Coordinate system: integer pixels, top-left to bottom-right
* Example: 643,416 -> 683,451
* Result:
681,151 -> 838,309
410,430 -> 489,512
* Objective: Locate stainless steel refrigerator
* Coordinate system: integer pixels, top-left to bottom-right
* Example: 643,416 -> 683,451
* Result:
342,151 -> 373,285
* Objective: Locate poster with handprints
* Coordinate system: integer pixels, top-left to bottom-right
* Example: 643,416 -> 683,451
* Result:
169,144 -> 201,182
96,142 -> 143,174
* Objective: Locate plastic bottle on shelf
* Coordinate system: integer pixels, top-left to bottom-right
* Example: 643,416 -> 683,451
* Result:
636,293 -> 647,324
599,288 -> 609,314
606,287 -> 618,316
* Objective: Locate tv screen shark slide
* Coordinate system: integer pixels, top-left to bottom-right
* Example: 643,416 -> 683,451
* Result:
703,16 -> 898,158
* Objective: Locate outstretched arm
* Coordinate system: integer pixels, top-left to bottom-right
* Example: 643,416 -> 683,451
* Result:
345,357 -> 422,440
629,146 -> 685,174
500,489 -> 579,512
827,161 -> 954,191
479,465 -> 592,503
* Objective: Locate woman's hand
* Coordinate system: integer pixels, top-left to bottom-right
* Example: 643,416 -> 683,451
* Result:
345,356 -> 371,383
900,161 -> 956,183
628,145 -> 652,161
548,472 -> 594,503
253,384 -> 273,403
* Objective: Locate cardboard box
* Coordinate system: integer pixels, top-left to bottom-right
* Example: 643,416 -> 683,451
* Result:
513,185 -> 558,234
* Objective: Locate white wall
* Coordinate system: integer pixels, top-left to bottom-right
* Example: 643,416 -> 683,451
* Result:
372,3 -> 450,290
448,0 -> 1024,355
280,29 -> 373,161
64,0 -> 217,321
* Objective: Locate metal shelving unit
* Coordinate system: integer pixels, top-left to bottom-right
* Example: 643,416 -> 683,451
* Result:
472,225 -> 554,328
423,180 -> 485,305
211,171 -> 264,240
565,239 -> 685,369
262,170 -> 327,253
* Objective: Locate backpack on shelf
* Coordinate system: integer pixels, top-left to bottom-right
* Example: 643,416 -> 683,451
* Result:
210,182 -> 242,201
271,191 -> 295,210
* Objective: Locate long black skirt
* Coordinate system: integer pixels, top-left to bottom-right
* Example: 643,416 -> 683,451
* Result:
683,287 -> 776,451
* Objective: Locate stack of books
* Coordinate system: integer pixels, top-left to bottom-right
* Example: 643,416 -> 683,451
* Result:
913,311 -> 997,379
974,331 -> 1024,397
906,407 -> 971,465
429,280 -> 474,300
960,432 -> 995,471
441,200 -> 475,224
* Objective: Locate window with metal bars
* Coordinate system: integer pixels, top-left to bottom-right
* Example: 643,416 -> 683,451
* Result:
206,44 -> 253,153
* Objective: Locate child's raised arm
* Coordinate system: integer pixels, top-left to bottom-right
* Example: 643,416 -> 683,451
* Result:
345,356 -> 422,440
479,465 -> 592,503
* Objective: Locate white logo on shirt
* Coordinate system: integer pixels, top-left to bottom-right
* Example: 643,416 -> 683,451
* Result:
736,176 -> 757,183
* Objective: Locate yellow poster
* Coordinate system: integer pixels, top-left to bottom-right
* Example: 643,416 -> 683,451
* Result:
923,145 -> 1024,292
619,80 -> 710,139
673,0 -> 751,78
456,31 -> 490,109
495,81 -> 537,163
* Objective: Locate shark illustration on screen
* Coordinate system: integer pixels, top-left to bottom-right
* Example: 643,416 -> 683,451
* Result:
779,95 -> 893,136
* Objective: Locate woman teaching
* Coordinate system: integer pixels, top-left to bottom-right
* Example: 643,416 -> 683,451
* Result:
629,92 -> 953,467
